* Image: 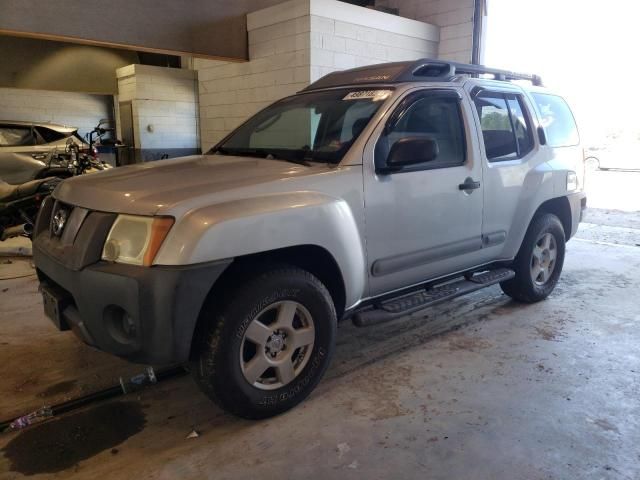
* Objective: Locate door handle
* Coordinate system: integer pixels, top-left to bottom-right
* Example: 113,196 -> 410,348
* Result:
458,178 -> 481,191
32,153 -> 47,160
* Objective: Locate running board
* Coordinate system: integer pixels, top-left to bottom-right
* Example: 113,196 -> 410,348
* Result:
352,268 -> 515,327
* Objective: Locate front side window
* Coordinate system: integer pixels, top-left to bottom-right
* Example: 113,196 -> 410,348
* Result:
531,93 -> 579,147
376,92 -> 466,170
212,88 -> 392,164
475,92 -> 534,161
0,126 -> 35,147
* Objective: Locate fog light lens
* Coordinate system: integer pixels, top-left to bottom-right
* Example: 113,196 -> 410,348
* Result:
104,305 -> 138,344
122,313 -> 136,337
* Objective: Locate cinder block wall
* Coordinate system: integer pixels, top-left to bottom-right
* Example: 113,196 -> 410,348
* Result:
0,87 -> 113,138
116,64 -> 199,160
380,0 -> 475,63
306,0 -> 438,80
194,13 -> 310,151
194,0 -> 439,151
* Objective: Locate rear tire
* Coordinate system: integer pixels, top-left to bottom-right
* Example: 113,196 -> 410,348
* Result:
191,265 -> 336,419
500,213 -> 565,303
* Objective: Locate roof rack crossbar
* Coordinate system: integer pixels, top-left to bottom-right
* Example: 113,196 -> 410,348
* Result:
410,60 -> 543,86
302,58 -> 543,92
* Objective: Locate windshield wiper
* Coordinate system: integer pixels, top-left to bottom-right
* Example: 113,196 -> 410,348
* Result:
262,152 -> 311,167
214,147 -> 274,158
273,156 -> 312,167
211,146 -> 238,156
215,147 -> 311,166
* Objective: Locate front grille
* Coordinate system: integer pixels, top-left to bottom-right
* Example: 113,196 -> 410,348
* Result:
33,197 -> 117,271
33,196 -> 54,237
51,201 -> 88,246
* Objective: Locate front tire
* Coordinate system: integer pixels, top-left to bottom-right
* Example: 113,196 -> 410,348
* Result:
500,213 -> 566,303
192,265 -> 337,419
584,156 -> 600,171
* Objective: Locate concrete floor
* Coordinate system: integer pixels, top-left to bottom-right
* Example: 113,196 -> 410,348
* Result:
1,205 -> 639,479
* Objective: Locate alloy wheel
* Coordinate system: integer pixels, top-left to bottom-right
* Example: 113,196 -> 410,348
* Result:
530,232 -> 557,286
240,301 -> 315,390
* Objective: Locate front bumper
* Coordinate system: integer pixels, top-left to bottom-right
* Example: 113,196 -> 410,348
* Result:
567,190 -> 587,239
32,200 -> 231,365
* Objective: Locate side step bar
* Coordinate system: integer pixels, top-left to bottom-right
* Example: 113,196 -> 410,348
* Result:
352,268 -> 515,327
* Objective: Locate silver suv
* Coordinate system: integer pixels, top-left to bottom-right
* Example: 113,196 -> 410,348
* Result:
33,60 -> 586,419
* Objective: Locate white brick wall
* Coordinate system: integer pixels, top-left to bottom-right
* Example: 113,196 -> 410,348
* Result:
0,88 -> 113,138
194,0 -> 439,151
194,5 -> 311,151
383,0 -> 475,63
116,64 -> 199,150
308,12 -> 438,81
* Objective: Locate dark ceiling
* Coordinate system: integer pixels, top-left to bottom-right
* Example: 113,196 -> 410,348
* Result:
0,0 -> 291,60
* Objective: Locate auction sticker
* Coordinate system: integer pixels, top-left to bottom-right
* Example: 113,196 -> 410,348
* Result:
343,90 -> 392,101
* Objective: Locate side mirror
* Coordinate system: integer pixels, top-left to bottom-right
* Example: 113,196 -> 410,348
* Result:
383,137 -> 439,172
537,126 -> 547,146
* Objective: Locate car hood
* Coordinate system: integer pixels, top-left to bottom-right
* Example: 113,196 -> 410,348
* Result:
0,120 -> 78,133
54,155 -> 336,216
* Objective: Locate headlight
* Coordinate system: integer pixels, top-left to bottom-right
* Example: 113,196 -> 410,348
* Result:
102,215 -> 174,266
567,171 -> 578,191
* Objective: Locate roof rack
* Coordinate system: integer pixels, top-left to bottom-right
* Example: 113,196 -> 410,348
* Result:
303,58 -> 543,92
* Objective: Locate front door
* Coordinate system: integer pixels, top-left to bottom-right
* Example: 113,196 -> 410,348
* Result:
362,88 -> 485,297
0,124 -> 51,184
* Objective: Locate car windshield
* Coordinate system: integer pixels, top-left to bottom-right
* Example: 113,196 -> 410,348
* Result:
209,88 -> 393,164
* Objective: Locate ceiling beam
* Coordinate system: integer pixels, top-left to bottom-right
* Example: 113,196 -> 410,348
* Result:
0,0 -> 284,60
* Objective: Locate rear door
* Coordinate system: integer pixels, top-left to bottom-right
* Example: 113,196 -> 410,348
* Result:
471,88 -> 539,260
362,87 -> 486,297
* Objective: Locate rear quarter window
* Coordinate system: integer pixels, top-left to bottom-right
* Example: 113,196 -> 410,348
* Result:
531,93 -> 579,147
0,126 -> 35,147
36,127 -> 72,144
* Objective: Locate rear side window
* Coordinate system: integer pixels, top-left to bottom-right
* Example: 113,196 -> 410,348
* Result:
531,93 -> 579,147
0,127 -> 35,147
474,92 -> 534,161
36,127 -> 71,144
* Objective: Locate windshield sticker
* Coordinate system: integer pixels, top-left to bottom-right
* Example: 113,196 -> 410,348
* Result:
343,90 -> 392,101
354,74 -> 391,82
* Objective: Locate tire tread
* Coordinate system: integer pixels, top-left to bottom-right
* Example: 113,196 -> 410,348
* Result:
500,213 -> 566,303
192,264 -> 335,419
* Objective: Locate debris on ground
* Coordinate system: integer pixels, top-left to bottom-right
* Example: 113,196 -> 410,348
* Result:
337,442 -> 350,458
119,366 -> 157,394
2,367 -> 182,436
3,406 -> 53,432
186,429 -> 200,439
